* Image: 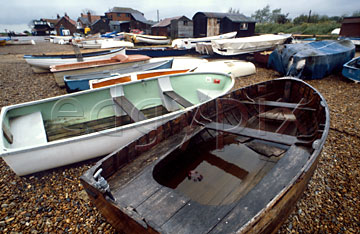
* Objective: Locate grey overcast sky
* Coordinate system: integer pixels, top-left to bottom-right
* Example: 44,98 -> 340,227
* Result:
1,0 -> 359,32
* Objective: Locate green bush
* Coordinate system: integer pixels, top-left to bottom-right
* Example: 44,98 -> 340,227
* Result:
255,22 -> 341,35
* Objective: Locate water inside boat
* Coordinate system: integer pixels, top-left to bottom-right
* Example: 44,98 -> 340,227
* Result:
153,112 -> 291,206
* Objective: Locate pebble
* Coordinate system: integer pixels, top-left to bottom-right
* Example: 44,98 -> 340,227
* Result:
0,42 -> 359,233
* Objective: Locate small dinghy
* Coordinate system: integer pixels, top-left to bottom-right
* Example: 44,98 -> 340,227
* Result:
342,56 -> 360,82
81,77 -> 329,234
50,54 -> 150,87
62,58 -> 174,91
0,72 -> 234,176
24,48 -> 126,73
132,34 -> 171,45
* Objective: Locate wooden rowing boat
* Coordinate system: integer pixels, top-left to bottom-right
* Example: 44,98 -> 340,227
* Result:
0,72 -> 234,176
51,54 -> 150,87
62,58 -> 174,91
24,48 -> 126,73
81,77 -> 329,234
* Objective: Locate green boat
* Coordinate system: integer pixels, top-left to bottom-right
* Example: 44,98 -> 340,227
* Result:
0,72 -> 234,176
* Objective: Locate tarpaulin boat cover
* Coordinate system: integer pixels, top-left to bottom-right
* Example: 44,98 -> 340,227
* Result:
268,40 -> 355,79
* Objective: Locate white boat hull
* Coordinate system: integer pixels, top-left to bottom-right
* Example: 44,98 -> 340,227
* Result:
172,31 -> 237,49
1,113 -> 178,176
212,34 -> 292,56
24,48 -> 126,73
194,60 -> 256,78
134,35 -> 170,45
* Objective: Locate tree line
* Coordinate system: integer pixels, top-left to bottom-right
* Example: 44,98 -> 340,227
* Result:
230,6 -> 360,24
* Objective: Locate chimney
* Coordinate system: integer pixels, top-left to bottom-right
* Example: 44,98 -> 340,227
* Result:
65,12 -> 68,18
87,11 -> 91,24
57,14 -> 60,19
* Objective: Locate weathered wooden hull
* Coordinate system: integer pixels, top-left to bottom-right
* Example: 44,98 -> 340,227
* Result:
81,77 -> 329,234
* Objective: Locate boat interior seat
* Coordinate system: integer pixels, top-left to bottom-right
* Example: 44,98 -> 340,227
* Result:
196,89 -> 224,102
110,85 -> 146,122
8,111 -> 48,148
157,76 -> 189,112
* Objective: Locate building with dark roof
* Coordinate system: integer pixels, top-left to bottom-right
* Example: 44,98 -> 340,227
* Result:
152,16 -> 193,38
54,14 -> 77,35
32,16 -> 59,35
105,7 -> 152,33
77,12 -> 101,33
340,17 -> 360,37
192,12 -> 256,38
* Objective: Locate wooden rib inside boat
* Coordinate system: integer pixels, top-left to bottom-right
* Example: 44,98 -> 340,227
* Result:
80,77 -> 330,234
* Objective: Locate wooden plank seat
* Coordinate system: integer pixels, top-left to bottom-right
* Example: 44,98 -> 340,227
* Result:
163,91 -> 192,108
113,96 -> 146,122
158,76 -> 193,109
239,100 -> 316,112
204,122 -> 311,146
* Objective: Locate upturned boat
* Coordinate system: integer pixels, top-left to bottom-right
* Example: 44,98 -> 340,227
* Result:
172,31 -> 237,50
81,77 -> 329,234
268,40 -> 355,79
212,34 -> 292,56
126,47 -> 189,57
0,72 -> 234,176
51,54 -> 150,87
132,34 -> 171,45
342,56 -> 360,82
24,48 -> 126,73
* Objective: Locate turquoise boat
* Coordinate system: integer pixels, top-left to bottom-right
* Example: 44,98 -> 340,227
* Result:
0,72 -> 234,176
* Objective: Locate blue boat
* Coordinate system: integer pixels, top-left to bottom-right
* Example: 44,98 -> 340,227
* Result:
342,56 -> 360,82
126,47 -> 190,57
64,58 -> 174,92
268,40 -> 355,79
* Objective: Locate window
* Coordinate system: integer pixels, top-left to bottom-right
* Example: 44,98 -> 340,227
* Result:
117,13 -> 121,17
217,19 -> 221,24
183,20 -> 188,26
240,23 -> 248,30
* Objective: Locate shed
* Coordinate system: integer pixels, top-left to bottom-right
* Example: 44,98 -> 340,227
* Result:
91,18 -> 111,34
152,16 -> 180,37
171,16 -> 193,38
192,12 -> 255,38
340,17 -> 360,37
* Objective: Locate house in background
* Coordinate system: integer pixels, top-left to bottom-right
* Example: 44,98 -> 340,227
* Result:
105,7 -> 152,33
221,14 -> 256,37
77,12 -> 101,34
151,16 -> 193,38
32,16 -> 59,35
340,17 -> 360,38
192,12 -> 255,38
92,17 -> 111,34
151,16 -> 181,37
170,16 -> 193,38
54,13 -> 77,35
